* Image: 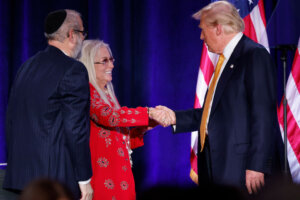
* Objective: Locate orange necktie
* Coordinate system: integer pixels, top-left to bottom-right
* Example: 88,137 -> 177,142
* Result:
199,54 -> 225,152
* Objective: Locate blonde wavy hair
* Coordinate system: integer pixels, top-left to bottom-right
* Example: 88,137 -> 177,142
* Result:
79,39 -> 120,109
193,1 -> 244,34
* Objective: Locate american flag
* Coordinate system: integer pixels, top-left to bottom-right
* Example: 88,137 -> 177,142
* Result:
190,0 -> 270,183
277,37 -> 300,183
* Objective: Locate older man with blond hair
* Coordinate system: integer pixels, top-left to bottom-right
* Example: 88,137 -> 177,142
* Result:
156,1 -> 282,194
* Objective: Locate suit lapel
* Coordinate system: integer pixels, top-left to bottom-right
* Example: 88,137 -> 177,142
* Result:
210,36 -> 246,117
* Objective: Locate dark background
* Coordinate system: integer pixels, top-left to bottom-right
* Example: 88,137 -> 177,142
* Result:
0,0 -> 299,197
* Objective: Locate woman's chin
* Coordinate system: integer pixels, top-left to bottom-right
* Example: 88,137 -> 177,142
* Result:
106,76 -> 112,82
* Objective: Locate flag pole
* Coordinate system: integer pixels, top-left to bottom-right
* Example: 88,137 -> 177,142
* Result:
276,44 -> 297,175
281,47 -> 288,175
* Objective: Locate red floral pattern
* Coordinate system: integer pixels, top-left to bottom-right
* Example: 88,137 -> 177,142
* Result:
104,179 -> 114,189
120,181 -> 129,191
117,148 -> 125,157
97,157 -> 109,168
89,84 -> 149,200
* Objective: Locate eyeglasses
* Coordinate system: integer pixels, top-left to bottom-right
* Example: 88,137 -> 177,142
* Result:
73,29 -> 88,38
94,57 -> 115,65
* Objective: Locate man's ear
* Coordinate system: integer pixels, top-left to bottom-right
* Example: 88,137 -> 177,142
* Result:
216,24 -> 223,36
68,29 -> 76,44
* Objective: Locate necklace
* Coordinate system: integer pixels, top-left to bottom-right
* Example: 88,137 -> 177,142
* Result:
103,86 -> 109,95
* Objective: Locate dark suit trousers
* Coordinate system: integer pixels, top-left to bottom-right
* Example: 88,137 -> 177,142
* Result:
198,136 -> 213,185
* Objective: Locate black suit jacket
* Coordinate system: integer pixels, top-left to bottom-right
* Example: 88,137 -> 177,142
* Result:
4,46 -> 92,198
175,35 -> 283,187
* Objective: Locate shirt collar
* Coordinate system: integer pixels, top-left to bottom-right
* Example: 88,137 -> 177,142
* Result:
61,50 -> 69,56
223,32 -> 243,59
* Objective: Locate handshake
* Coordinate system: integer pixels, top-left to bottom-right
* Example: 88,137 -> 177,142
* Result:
148,106 -> 176,127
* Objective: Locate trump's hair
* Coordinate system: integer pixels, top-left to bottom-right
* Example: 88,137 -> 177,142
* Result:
193,1 -> 244,34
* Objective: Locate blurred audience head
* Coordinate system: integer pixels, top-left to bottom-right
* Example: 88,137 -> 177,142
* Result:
138,184 -> 247,200
254,178 -> 300,200
19,178 -> 74,200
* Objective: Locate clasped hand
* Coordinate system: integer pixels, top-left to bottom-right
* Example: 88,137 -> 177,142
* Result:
148,105 -> 176,127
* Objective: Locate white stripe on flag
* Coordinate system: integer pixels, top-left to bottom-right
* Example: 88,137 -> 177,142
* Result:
279,125 -> 300,183
191,131 -> 198,153
288,139 -> 300,183
195,71 -> 208,108
286,75 -> 300,128
250,5 -> 270,51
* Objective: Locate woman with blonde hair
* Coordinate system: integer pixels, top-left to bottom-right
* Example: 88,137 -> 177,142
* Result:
79,39 -> 157,200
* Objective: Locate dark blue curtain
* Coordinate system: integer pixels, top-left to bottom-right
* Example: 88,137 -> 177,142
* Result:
0,0 -> 299,196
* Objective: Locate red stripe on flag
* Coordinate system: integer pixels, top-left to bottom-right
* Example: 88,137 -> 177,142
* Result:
291,51 -> 300,92
278,104 -> 300,164
190,149 -> 198,173
287,107 -> 300,164
199,44 -> 214,85
258,0 -> 267,27
194,95 -> 201,109
243,15 -> 258,42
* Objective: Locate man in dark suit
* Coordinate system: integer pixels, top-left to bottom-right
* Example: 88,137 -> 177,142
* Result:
155,1 -> 282,194
3,10 -> 93,200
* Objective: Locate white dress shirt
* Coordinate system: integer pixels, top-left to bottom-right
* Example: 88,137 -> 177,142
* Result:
204,32 -> 243,134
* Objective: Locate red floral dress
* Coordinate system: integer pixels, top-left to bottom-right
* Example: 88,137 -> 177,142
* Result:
89,84 -> 149,200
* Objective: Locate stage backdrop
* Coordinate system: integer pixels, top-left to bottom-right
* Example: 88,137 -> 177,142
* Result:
0,0 -> 299,196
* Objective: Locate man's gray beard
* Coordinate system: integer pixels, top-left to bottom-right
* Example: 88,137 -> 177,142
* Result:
71,37 -> 83,59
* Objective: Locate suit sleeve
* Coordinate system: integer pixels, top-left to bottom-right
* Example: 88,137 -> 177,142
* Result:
245,47 -> 277,174
5,86 -> 14,147
60,62 -> 92,182
174,108 -> 202,133
5,62 -> 27,146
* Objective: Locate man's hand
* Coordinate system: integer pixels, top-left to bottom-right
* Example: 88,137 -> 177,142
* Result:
79,182 -> 93,200
155,105 -> 176,126
148,106 -> 176,127
245,169 -> 264,194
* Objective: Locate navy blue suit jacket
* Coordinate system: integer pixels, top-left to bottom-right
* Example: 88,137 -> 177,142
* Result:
175,35 -> 282,187
4,46 -> 92,198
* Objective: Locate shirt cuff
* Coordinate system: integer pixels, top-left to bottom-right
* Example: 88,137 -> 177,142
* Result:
172,125 -> 176,132
78,178 -> 91,185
